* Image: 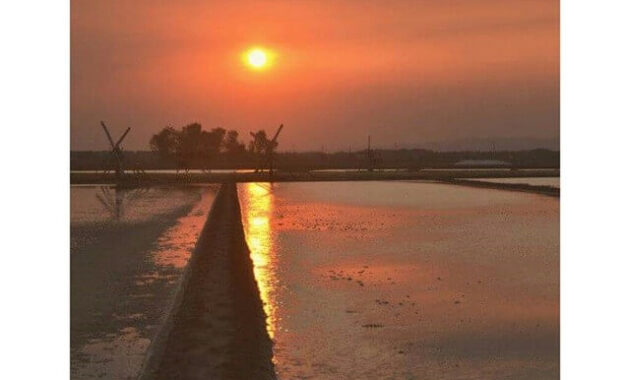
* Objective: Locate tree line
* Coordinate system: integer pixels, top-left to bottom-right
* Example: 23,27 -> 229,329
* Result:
149,123 -> 275,171
71,147 -> 559,172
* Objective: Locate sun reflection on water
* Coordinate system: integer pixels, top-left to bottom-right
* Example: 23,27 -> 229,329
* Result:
241,182 -> 277,339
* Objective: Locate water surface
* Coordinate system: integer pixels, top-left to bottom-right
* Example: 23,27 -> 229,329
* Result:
238,181 -> 559,380
71,185 -> 218,379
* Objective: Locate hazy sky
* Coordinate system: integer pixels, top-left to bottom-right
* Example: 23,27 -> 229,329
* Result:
71,0 -> 558,151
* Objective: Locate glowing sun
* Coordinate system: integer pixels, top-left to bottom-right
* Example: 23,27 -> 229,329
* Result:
243,47 -> 273,70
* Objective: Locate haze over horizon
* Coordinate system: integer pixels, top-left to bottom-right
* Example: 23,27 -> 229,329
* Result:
71,0 -> 558,152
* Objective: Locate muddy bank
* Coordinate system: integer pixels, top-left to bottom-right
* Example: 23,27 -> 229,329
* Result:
439,178 -> 560,197
139,183 -> 275,380
469,177 -> 560,188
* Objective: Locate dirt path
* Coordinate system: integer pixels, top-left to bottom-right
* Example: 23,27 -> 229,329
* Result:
139,183 -> 276,380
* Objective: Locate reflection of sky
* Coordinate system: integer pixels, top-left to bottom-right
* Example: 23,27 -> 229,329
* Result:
241,183 -> 277,339
152,188 -> 217,268
244,181 -> 559,380
70,186 -> 200,224
70,186 -> 215,379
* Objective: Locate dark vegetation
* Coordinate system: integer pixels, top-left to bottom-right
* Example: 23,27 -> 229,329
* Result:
72,148 -> 558,171
72,123 -> 559,171
149,123 -> 246,171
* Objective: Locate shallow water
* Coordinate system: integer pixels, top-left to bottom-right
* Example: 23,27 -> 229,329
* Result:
472,177 -> 560,188
70,185 -> 218,380
238,181 -> 559,380
70,186 -> 204,224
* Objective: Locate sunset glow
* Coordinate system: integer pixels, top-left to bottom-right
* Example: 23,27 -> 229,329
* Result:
71,1 -> 559,152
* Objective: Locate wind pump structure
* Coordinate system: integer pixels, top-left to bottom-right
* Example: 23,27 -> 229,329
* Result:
100,121 -> 131,181
251,124 -> 284,175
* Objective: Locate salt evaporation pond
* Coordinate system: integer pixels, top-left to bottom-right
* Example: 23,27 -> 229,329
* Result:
70,185 -> 218,380
238,181 -> 559,380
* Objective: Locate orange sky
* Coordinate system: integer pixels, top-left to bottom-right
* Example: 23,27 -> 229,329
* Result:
71,0 -> 558,151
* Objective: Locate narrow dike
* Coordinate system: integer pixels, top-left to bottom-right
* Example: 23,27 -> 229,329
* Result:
138,183 -> 276,380
439,178 -> 560,197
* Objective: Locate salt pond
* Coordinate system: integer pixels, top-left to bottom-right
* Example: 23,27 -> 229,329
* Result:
238,181 -> 559,380
70,185 -> 218,380
71,181 -> 558,379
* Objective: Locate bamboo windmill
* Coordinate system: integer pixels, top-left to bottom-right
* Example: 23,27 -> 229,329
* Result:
100,121 -> 131,181
251,124 -> 284,175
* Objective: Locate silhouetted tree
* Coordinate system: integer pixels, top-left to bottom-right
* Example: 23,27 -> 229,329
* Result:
198,127 -> 226,169
178,123 -> 203,170
149,126 -> 179,161
223,130 -> 246,155
248,130 -> 272,154
150,123 -> 234,171
248,129 -> 282,173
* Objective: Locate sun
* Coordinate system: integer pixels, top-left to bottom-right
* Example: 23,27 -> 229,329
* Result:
248,49 -> 267,68
243,47 -> 273,70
